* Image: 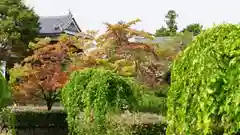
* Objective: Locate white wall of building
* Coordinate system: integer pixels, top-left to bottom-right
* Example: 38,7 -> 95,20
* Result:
0,61 -> 6,77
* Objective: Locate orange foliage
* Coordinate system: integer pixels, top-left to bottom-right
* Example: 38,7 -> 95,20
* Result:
11,37 -> 83,109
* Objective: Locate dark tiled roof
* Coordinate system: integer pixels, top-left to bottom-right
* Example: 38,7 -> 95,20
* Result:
38,14 -> 78,34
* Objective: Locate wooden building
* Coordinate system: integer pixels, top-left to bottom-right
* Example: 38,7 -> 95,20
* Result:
38,11 -> 90,43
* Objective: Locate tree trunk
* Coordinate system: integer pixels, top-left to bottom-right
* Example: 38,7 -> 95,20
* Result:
46,100 -> 53,111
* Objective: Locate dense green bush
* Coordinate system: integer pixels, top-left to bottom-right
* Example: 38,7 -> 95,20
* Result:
0,73 -> 11,109
138,91 -> 167,115
0,73 -> 14,134
61,68 -> 140,134
1,109 -> 67,135
13,110 -> 67,128
167,24 -> 240,135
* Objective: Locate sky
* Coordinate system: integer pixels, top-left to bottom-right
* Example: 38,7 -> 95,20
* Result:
24,0 -> 240,34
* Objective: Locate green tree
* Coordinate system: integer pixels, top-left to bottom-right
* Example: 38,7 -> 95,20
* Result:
0,0 -> 40,68
181,23 -> 203,36
165,10 -> 178,35
155,10 -> 178,37
155,26 -> 169,37
167,24 -> 240,135
61,68 -> 140,135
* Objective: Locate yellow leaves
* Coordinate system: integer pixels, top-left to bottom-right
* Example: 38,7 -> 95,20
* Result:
120,65 -> 135,76
28,37 -> 51,50
85,30 -> 99,37
99,19 -> 152,48
126,18 -> 141,26
9,63 -> 33,85
96,59 -> 109,66
115,59 -> 130,66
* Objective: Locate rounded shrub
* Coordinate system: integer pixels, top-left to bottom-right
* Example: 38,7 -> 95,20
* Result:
167,24 -> 240,135
61,68 -> 140,135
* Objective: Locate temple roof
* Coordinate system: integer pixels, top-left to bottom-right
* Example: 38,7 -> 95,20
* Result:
38,13 -> 82,36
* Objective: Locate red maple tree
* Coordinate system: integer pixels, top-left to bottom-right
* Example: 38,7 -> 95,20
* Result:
10,37 -> 83,110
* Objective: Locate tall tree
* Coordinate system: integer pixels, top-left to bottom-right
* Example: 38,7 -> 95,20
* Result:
155,10 -> 178,37
181,23 -> 203,36
0,0 -> 40,68
165,10 -> 178,35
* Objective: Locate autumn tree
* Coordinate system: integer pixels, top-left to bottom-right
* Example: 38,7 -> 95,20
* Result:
155,10 -> 178,37
76,19 -> 177,88
9,35 -> 83,110
0,0 -> 39,72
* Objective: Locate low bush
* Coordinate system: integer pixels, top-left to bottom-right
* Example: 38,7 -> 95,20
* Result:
137,91 -> 167,115
13,110 -> 67,128
1,108 -> 67,135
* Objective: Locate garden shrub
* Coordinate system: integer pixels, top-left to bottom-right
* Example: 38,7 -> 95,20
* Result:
167,24 -> 240,135
0,73 -> 11,109
61,68 -> 140,135
13,110 -> 67,128
137,91 -> 167,115
104,122 -> 167,135
0,73 -> 15,134
1,109 -> 67,135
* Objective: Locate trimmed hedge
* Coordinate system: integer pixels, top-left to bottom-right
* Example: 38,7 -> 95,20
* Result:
2,109 -> 67,129
14,110 -> 67,128
2,109 -> 167,135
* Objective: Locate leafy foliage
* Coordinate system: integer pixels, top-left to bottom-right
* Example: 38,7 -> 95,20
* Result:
0,0 -> 40,67
0,73 -> 15,135
181,23 -> 203,36
155,26 -> 169,37
0,107 -> 16,135
77,19 -> 175,88
167,24 -> 240,135
9,36 -> 82,110
0,73 -> 11,109
61,68 -> 140,134
155,10 -> 178,37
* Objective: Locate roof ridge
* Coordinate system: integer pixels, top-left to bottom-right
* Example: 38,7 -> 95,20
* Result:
39,14 -> 71,19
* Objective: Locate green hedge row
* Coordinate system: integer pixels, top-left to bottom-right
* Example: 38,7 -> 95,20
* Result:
4,110 -> 236,134
4,110 -> 67,128
3,110 -> 167,134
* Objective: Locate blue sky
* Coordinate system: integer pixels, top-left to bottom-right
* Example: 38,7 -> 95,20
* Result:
24,0 -> 240,34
